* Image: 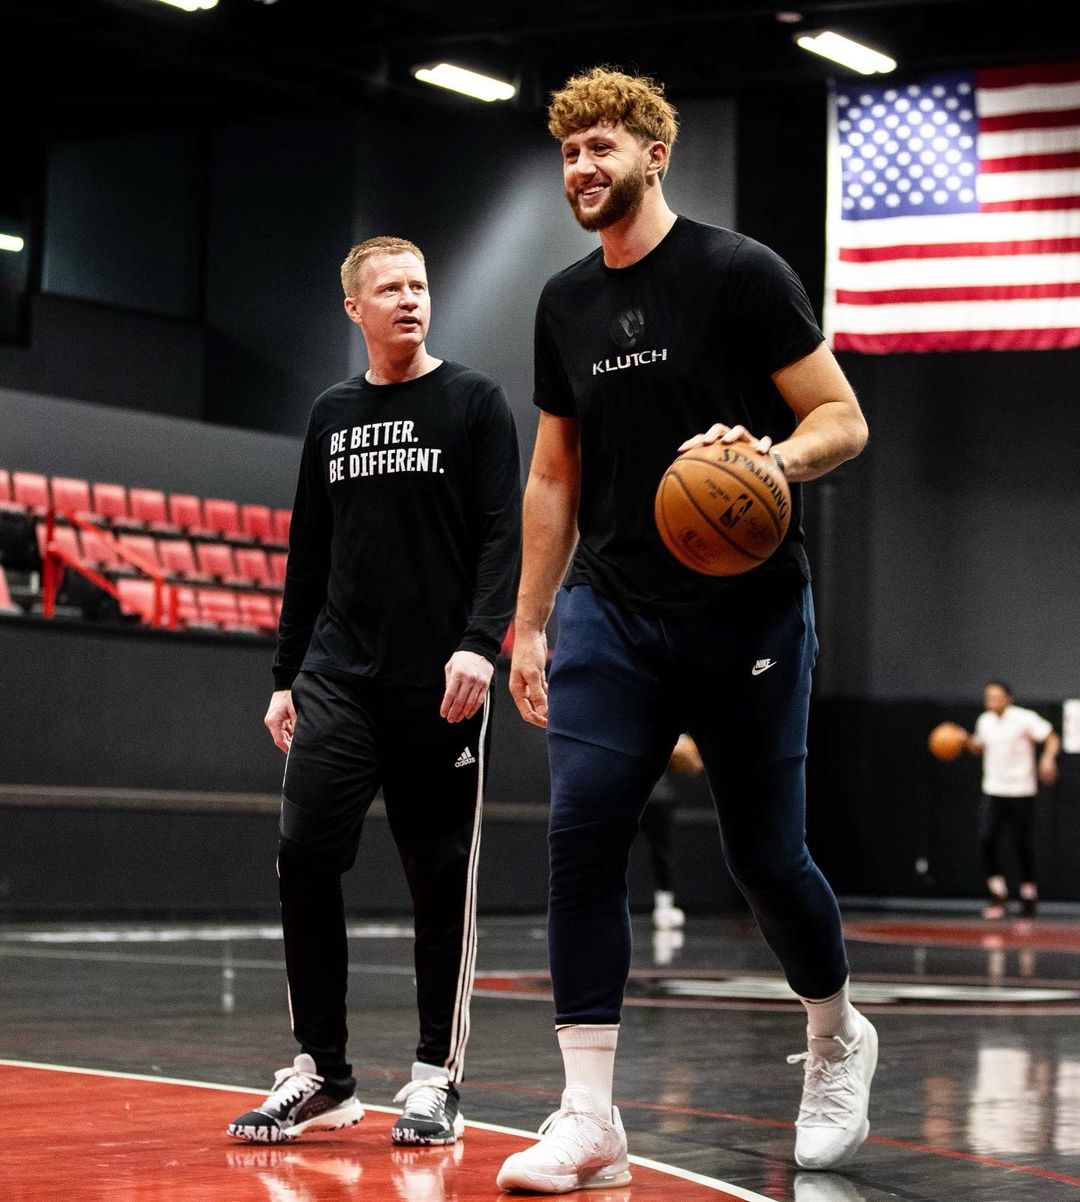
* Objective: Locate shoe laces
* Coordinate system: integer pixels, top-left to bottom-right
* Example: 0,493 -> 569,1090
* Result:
265,1062 -> 322,1109
532,1096 -> 609,1165
787,1032 -> 863,1129
394,1076 -> 450,1118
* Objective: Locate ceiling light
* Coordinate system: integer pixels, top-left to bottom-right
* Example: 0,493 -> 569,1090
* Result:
796,30 -> 896,75
0,233 -> 24,253
151,0 -> 219,12
413,63 -> 516,103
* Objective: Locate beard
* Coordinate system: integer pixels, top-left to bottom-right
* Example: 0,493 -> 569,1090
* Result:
566,165 -> 647,231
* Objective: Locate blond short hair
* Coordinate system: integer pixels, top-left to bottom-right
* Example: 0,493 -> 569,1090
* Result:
548,66 -> 679,174
341,236 -> 424,296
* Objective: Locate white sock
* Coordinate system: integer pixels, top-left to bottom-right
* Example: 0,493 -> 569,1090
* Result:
800,979 -> 859,1044
654,890 -> 675,910
557,1024 -> 618,1121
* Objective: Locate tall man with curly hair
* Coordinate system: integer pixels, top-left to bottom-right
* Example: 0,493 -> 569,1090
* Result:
496,69 -> 874,1193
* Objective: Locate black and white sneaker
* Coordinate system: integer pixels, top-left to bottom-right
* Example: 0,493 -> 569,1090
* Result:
391,1074 -> 465,1145
227,1053 -> 365,1143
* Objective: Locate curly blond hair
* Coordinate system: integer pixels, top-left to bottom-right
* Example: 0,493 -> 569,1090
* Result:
341,236 -> 424,296
548,66 -> 678,171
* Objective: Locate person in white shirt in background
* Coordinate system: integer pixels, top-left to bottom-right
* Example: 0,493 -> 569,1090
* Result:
962,681 -> 1060,919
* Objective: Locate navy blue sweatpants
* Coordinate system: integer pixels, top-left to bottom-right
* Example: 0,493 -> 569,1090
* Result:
546,583 -> 848,1024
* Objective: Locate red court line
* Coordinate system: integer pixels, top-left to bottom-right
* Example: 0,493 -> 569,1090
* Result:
0,1062 -> 771,1202
844,919 -> 1080,954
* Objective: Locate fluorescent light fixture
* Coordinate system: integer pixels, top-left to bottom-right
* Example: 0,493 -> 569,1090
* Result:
0,233 -> 25,253
796,30 -> 896,75
413,63 -> 516,103
152,0 -> 218,11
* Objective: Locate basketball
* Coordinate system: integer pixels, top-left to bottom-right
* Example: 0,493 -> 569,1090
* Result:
928,722 -> 967,761
654,441 -> 791,576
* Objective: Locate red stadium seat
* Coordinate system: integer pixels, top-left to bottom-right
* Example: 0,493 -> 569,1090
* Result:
0,469 -> 21,517
157,539 -> 211,582
272,508 -> 292,545
197,587 -> 246,630
79,527 -> 122,571
240,504 -> 274,544
91,482 -> 131,524
203,498 -> 240,539
238,592 -> 277,632
117,578 -> 157,625
0,566 -> 19,615
269,551 -> 288,588
234,547 -> 272,588
195,542 -> 247,584
116,534 -> 161,573
36,522 -> 80,563
13,472 -> 50,514
168,494 -> 206,536
174,585 -> 204,628
51,477 -> 93,520
129,488 -> 177,532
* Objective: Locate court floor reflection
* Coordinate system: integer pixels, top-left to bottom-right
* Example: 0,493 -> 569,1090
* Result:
1,909 -> 1078,1201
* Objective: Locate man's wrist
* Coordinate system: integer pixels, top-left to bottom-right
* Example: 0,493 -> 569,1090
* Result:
770,449 -> 787,476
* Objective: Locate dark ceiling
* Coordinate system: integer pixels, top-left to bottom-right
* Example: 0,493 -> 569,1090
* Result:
1,0 -> 1077,128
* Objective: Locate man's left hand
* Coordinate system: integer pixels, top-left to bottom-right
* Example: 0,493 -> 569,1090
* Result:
678,423 -> 773,455
441,650 -> 494,723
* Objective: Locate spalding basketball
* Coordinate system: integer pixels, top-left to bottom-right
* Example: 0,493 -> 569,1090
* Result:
654,442 -> 791,576
928,722 -> 967,762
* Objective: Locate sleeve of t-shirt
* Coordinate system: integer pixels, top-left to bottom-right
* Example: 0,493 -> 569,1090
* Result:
1022,708 -> 1053,743
729,237 -> 825,376
975,712 -> 991,740
272,407 -> 332,690
457,382 -> 523,665
533,290 -> 577,417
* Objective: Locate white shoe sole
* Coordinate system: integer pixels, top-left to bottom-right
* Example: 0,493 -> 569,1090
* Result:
496,1161 -> 632,1194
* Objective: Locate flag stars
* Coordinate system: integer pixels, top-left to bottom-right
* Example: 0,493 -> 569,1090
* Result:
835,70 -> 981,219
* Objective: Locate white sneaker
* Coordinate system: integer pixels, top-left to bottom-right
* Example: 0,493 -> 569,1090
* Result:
788,1012 -> 878,1169
652,903 -> 686,930
495,1086 -> 631,1194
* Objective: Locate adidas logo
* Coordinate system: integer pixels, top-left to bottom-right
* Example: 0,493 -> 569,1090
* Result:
454,746 -> 477,768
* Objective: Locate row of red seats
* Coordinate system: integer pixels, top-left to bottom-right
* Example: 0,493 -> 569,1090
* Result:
1,469 -> 291,546
36,525 -> 288,590
116,579 -> 282,634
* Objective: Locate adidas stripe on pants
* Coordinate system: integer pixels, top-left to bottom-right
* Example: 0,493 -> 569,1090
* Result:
277,669 -> 490,1082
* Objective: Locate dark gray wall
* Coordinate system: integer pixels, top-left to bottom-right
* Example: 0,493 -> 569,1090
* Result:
832,351 -> 1080,702
43,129 -> 203,320
0,293 -> 206,419
0,385 -> 299,506
203,116 -> 356,434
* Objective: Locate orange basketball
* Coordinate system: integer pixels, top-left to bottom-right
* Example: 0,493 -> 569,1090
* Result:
928,722 -> 967,762
654,441 -> 791,576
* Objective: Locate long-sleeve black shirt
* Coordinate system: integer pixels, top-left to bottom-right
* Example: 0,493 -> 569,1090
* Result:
273,361 -> 521,690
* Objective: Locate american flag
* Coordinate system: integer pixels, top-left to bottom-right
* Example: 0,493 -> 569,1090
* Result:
825,60 -> 1080,352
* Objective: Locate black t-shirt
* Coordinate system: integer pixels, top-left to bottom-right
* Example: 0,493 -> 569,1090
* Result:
534,216 -> 824,616
273,361 -> 521,689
